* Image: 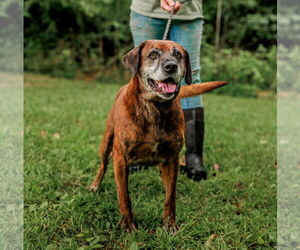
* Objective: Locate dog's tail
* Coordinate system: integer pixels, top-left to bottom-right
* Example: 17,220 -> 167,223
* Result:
178,81 -> 229,99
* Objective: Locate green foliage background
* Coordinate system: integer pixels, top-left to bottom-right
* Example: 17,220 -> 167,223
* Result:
23,0 -> 278,96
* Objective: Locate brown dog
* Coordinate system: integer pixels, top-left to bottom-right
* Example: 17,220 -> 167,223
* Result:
89,40 -> 228,232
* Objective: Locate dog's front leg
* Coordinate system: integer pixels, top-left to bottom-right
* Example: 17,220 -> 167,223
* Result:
160,156 -> 179,231
113,151 -> 136,232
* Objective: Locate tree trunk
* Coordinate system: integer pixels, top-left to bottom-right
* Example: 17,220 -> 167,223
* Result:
215,0 -> 223,52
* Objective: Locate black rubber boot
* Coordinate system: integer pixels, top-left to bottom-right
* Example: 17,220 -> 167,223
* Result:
183,107 -> 207,181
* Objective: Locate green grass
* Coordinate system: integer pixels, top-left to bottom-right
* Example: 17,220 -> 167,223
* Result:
24,73 -> 276,249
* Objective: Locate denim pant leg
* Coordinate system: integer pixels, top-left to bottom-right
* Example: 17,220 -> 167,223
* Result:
169,19 -> 204,109
130,11 -> 166,47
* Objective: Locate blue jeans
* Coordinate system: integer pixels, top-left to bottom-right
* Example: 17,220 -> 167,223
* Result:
129,10 -> 204,109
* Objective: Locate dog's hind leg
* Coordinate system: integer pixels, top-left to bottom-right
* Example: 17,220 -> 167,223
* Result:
89,128 -> 114,192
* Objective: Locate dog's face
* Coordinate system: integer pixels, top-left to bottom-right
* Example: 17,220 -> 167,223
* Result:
123,40 -> 192,102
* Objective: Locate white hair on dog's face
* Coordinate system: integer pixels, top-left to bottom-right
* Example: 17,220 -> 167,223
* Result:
139,45 -> 187,102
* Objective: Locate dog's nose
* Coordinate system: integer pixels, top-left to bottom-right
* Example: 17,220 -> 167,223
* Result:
163,61 -> 178,74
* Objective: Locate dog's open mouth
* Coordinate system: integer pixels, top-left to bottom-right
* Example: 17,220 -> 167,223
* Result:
147,77 -> 179,94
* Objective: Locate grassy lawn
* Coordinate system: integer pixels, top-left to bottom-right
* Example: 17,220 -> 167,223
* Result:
24,73 -> 276,249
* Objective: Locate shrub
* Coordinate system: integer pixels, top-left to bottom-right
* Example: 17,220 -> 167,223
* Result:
201,44 -> 276,97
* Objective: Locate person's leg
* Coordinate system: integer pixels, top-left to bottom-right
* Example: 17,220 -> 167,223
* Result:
169,19 -> 204,108
182,107 -> 206,181
129,11 -> 166,47
169,19 -> 207,181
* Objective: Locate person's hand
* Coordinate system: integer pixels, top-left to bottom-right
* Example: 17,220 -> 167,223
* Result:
160,0 -> 182,13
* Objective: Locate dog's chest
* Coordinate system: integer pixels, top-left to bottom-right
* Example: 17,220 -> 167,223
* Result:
124,131 -> 183,165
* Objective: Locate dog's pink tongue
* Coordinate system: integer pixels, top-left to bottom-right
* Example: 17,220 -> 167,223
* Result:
158,82 -> 177,93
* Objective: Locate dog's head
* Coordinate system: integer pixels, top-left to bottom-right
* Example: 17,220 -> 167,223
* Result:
123,40 -> 191,102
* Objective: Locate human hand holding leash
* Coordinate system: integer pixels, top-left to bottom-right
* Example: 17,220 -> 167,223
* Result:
160,0 -> 182,13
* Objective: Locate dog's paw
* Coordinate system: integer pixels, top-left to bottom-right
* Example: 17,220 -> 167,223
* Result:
88,182 -> 99,192
120,216 -> 137,233
163,217 -> 179,234
124,222 -> 137,233
165,223 -> 179,234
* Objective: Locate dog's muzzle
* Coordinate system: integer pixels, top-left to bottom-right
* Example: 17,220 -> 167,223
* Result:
147,77 -> 180,96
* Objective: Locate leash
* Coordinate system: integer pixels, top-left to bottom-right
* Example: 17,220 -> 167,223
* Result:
162,0 -> 191,40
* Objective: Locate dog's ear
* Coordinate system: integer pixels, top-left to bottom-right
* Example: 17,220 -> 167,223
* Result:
184,49 -> 192,85
122,41 -> 146,76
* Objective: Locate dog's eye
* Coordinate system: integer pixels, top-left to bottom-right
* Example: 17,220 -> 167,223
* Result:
174,51 -> 182,59
148,51 -> 159,60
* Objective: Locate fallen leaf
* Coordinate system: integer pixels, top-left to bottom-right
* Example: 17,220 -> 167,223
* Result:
234,199 -> 244,208
40,130 -> 48,138
234,181 -> 244,190
52,132 -> 61,140
212,163 -> 220,171
274,160 -> 278,168
234,199 -> 245,215
260,140 -> 268,144
204,233 -> 218,248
